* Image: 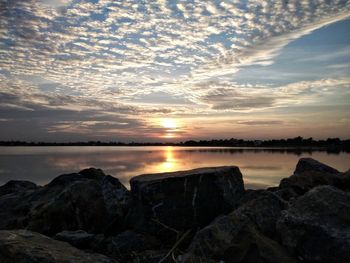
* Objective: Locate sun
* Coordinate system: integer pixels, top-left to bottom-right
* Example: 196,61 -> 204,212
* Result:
161,118 -> 177,129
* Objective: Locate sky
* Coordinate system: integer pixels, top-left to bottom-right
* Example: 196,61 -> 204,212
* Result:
0,0 -> 350,142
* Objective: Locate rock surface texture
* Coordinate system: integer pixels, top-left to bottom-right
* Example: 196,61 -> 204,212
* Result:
126,166 -> 245,242
277,186 -> 350,263
182,191 -> 297,263
279,157 -> 350,193
0,158 -> 348,263
0,229 -> 116,263
0,168 -> 130,236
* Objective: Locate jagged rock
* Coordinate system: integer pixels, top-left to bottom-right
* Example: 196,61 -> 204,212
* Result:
294,158 -> 339,175
54,230 -> 95,249
93,230 -> 160,262
277,186 -> 350,263
0,229 -> 117,263
279,158 -> 348,194
0,168 -> 130,236
0,180 -> 39,197
182,191 -> 293,262
126,166 -> 244,242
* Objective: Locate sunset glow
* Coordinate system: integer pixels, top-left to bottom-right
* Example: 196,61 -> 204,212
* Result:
0,1 -> 349,141
161,119 -> 177,130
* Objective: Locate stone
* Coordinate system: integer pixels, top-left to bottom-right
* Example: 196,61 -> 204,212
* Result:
279,158 -> 347,194
54,230 -> 95,249
0,180 -> 39,197
0,229 -> 117,263
93,230 -> 160,262
293,158 -> 339,175
182,191 -> 293,262
0,168 -> 130,236
126,166 -> 244,242
277,186 -> 350,263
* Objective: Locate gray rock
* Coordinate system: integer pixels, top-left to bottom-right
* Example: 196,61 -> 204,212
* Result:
54,230 -> 95,249
183,191 -> 294,262
0,168 -> 130,236
93,230 -> 160,262
279,158 -> 347,194
0,180 -> 39,197
277,186 -> 350,263
126,166 -> 244,242
294,158 -> 339,175
0,229 -> 117,263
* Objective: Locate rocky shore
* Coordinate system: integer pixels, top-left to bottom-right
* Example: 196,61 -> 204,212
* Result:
0,158 -> 349,263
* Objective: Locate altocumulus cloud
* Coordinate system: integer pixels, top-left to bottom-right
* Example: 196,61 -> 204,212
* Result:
0,0 -> 350,140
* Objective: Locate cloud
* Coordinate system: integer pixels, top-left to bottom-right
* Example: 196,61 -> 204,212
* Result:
236,120 -> 284,126
195,78 -> 350,112
0,0 -> 350,139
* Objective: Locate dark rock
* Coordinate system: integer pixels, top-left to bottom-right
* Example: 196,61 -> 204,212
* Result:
130,250 -> 169,263
238,189 -> 267,206
126,166 -> 244,242
277,186 -> 350,263
273,188 -> 300,202
183,224 -> 297,263
54,230 -> 95,249
0,168 -> 130,236
234,191 -> 286,238
93,230 -> 160,262
279,158 -> 347,194
333,170 -> 350,191
183,191 -> 292,262
294,158 -> 339,175
0,229 -> 117,263
0,191 -> 33,229
0,180 -> 39,197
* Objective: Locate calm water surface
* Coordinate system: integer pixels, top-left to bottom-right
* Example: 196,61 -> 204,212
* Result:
0,146 -> 349,189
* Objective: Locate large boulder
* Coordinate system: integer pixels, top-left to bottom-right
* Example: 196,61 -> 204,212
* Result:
0,168 -> 130,236
294,158 -> 339,175
0,180 -> 39,197
277,186 -> 350,263
182,191 -> 294,262
279,158 -> 349,194
126,166 -> 244,242
0,229 -> 117,263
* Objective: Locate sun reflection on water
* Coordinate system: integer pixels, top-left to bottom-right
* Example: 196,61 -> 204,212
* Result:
160,146 -> 177,171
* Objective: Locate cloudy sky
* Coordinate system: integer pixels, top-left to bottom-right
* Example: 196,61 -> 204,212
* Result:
1,0 -> 350,142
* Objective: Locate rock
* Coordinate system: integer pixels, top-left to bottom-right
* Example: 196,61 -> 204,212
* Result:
0,168 -> 130,236
93,230 -> 160,262
279,158 -> 347,194
183,226 -> 298,263
130,250 -> 169,263
183,191 -> 293,262
277,186 -> 350,263
333,170 -> 350,191
0,229 -> 117,263
54,230 -> 95,249
0,180 -> 39,197
294,158 -> 339,175
0,190 -> 33,229
126,166 -> 244,242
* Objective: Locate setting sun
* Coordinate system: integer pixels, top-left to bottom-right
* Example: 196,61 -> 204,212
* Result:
161,119 -> 177,129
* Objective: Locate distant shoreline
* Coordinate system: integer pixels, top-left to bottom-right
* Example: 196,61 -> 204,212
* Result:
1,138 -> 349,153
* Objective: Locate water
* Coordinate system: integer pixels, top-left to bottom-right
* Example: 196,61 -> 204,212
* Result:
0,146 -> 349,189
